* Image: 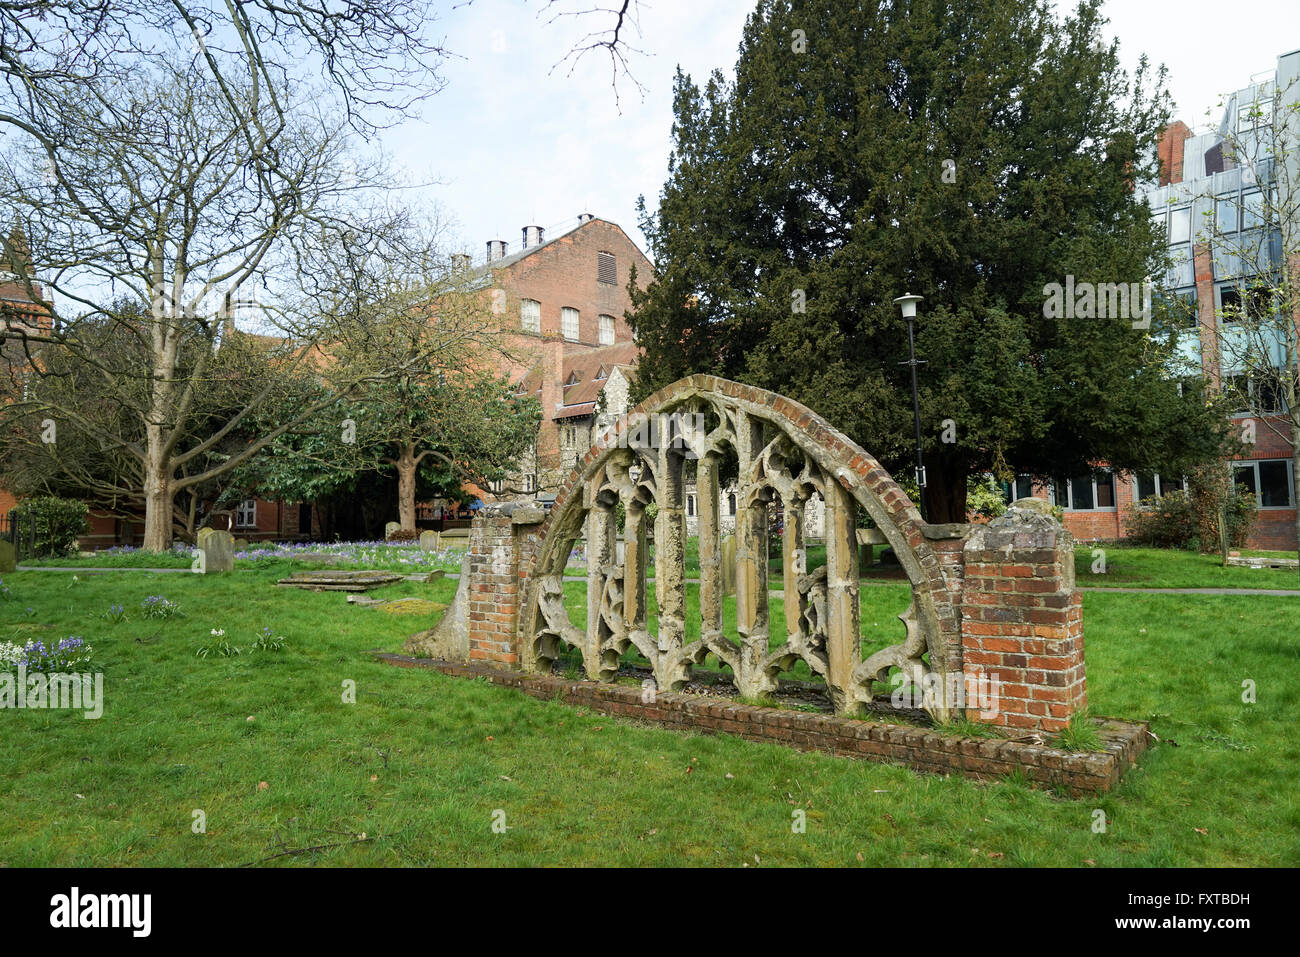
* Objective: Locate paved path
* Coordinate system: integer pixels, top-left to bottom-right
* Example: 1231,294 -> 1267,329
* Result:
17,565 -> 190,573
15,565 -> 1300,596
1080,586 -> 1300,596
501,574 -> 1300,597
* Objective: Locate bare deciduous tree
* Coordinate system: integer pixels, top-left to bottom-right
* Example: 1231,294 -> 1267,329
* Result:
0,43 -> 452,549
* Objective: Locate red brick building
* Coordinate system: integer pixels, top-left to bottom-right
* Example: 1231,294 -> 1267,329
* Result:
472,214 -> 652,497
0,225 -> 53,520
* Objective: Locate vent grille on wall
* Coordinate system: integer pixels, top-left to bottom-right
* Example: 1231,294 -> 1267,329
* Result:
597,251 -> 616,285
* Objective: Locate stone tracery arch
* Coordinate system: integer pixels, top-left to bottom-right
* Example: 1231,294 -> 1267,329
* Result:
520,375 -> 964,719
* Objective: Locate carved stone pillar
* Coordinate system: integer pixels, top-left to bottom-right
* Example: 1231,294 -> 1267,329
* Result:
697,453 -> 723,641
586,484 -> 615,680
623,499 -> 647,632
782,496 -> 806,643
654,444 -> 686,663
823,479 -> 861,714
734,411 -> 773,698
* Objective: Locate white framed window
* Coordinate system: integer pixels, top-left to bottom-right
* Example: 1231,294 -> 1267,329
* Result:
1133,473 -> 1185,503
1166,244 -> 1193,288
523,473 -> 536,494
1233,459 -> 1293,508
1237,94 -> 1272,133
236,499 -> 257,527
1168,206 -> 1191,244
1241,190 -> 1267,230
1000,474 -> 1035,504
1052,471 -> 1116,511
1216,198 -> 1238,233
1223,373 -> 1285,415
520,298 -> 541,334
561,307 -> 580,341
598,314 -> 615,345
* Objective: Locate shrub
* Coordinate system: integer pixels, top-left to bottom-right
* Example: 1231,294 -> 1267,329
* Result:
9,496 -> 89,557
1125,489 -> 1257,551
386,528 -> 418,542
967,476 -> 1008,521
1124,490 -> 1196,548
1225,490 -> 1258,549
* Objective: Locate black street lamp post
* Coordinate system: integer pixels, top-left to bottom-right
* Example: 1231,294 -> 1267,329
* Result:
893,293 -> 927,522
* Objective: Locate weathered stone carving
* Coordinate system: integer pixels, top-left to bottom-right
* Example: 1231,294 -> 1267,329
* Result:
518,375 -> 965,720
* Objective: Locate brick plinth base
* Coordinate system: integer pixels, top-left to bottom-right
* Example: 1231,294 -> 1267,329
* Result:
961,506 -> 1086,732
465,508 -> 544,666
377,654 -> 1149,795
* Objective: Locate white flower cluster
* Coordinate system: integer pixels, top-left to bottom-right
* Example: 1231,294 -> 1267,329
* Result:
0,641 -> 24,667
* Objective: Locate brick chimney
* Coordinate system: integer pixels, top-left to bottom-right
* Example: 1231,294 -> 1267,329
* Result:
1157,121 -> 1192,185
537,335 -> 566,483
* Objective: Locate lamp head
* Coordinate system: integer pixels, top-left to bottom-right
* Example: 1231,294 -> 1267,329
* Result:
892,293 -> 923,321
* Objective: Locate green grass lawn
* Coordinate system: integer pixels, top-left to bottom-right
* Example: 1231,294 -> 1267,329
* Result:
1070,545 -> 1300,590
2,563 -> 1297,866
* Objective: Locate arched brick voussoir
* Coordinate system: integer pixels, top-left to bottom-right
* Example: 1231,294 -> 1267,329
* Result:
518,375 -> 964,681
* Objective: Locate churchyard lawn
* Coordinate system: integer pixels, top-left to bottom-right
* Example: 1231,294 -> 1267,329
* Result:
1,560 -> 1295,866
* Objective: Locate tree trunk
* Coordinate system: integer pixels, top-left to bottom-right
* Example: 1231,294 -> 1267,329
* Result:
923,463 -> 968,524
142,430 -> 174,552
143,471 -> 174,551
396,444 -> 418,532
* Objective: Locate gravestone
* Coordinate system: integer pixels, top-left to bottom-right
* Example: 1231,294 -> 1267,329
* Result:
419,530 -> 441,551
196,527 -> 215,547
200,530 -> 235,573
0,540 -> 15,573
720,534 -> 736,595
232,538 -> 249,550
278,570 -> 403,591
384,522 -> 401,541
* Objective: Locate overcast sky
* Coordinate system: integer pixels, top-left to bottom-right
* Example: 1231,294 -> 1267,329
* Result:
384,0 -> 1300,264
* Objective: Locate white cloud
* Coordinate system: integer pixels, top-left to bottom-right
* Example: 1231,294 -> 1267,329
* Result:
384,0 -> 1300,263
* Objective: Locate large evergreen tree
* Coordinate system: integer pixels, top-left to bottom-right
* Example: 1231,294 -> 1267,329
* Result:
629,0 -> 1227,520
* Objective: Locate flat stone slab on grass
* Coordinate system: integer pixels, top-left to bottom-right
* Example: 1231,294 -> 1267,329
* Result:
277,570 -> 404,591
285,552 -> 347,564
346,595 -> 448,615
1226,555 -> 1299,570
